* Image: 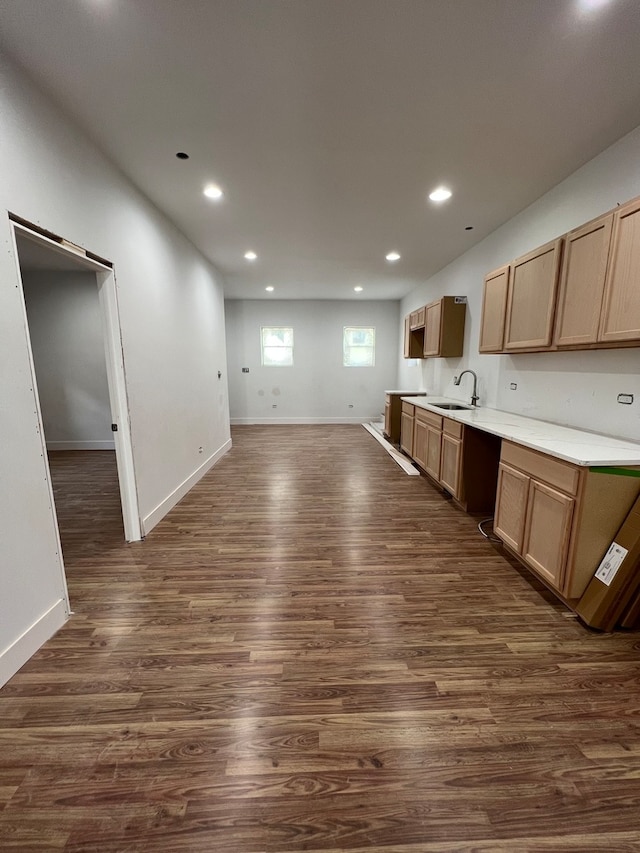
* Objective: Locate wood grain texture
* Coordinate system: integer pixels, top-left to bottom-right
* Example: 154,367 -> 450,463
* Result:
2,427 -> 640,851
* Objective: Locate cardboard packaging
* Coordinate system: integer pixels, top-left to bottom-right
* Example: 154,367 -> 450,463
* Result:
576,494 -> 640,631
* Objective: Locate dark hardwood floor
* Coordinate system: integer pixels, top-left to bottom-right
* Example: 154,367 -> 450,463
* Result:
2,425 -> 640,851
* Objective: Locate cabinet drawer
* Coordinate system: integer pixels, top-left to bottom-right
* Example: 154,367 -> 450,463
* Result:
443,418 -> 463,439
501,441 -> 580,496
415,408 -> 442,429
401,402 -> 415,416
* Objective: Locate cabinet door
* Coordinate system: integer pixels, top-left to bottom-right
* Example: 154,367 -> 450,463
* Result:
424,425 -> 442,480
403,316 -> 411,358
554,213 -> 613,348
479,265 -> 509,353
410,307 -> 426,330
494,463 -> 529,552
522,481 -> 574,591
384,401 -> 392,438
599,197 -> 640,343
423,301 -> 442,357
440,434 -> 462,498
412,417 -> 428,468
504,239 -> 563,350
400,411 -> 414,456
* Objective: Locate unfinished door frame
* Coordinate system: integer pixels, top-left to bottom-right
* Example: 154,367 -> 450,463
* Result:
10,220 -> 142,542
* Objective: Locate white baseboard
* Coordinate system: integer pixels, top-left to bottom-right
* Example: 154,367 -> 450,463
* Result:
0,599 -> 68,689
230,417 -> 374,425
362,422 -> 420,475
47,441 -> 115,451
142,438 -> 232,535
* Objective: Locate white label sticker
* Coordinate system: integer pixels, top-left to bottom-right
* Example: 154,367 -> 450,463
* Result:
595,542 -> 628,587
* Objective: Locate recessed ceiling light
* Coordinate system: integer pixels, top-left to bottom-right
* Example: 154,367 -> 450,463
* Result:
577,0 -> 611,11
176,152 -> 189,160
385,251 -> 401,262
203,183 -> 224,200
465,226 -> 474,231
244,251 -> 257,261
265,286 -> 274,292
429,186 -> 452,202
354,286 -> 363,292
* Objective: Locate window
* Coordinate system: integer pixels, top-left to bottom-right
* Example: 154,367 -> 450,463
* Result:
343,326 -> 375,367
261,326 -> 293,366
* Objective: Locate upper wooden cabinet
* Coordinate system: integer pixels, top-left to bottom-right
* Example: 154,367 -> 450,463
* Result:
423,296 -> 466,357
404,296 -> 466,359
504,239 -> 563,351
403,316 -> 424,358
403,316 -> 411,358
480,191 -> 640,355
479,265 -> 509,353
410,307 -> 426,330
554,213 -> 613,348
599,196 -> 640,343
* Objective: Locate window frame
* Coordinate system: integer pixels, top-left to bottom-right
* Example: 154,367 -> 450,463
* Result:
343,326 -> 376,367
260,326 -> 294,367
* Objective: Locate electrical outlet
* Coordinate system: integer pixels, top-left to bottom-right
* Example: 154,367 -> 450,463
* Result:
272,404 -> 277,408
510,383 -> 517,390
198,446 -> 203,453
617,393 -> 634,405
242,367 -> 250,373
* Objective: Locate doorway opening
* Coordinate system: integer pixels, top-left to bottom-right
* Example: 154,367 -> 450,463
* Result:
10,220 -> 141,554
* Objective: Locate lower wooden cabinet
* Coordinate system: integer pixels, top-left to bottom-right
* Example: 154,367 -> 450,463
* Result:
522,480 -> 574,590
440,432 -> 463,499
494,441 -> 640,599
384,400 -> 392,439
424,424 -> 442,481
405,409 -> 501,513
400,403 -> 415,456
412,409 -> 443,479
384,393 -> 425,444
493,463 -> 529,552
412,415 -> 428,470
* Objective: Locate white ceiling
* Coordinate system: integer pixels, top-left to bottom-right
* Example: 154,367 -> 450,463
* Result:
2,0 -> 640,300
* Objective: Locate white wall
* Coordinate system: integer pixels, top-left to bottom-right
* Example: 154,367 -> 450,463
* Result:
226,299 -> 399,423
398,124 -> 640,443
0,54 -> 230,687
21,270 -> 114,450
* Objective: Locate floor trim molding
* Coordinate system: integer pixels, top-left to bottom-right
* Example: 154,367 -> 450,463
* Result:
142,438 -> 232,535
0,599 -> 67,688
230,417 -> 374,425
47,441 -> 116,451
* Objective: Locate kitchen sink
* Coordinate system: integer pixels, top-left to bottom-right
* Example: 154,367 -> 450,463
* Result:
431,403 -> 472,410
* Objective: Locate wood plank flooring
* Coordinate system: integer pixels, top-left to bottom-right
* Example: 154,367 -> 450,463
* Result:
2,424 -> 640,851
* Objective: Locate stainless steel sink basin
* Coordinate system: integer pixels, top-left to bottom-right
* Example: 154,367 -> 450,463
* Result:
431,403 -> 472,410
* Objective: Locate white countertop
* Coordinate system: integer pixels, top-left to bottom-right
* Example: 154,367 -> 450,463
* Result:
384,390 -> 426,395
400,396 -> 640,467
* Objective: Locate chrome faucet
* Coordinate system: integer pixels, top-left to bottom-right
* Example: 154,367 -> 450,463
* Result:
454,369 -> 479,406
